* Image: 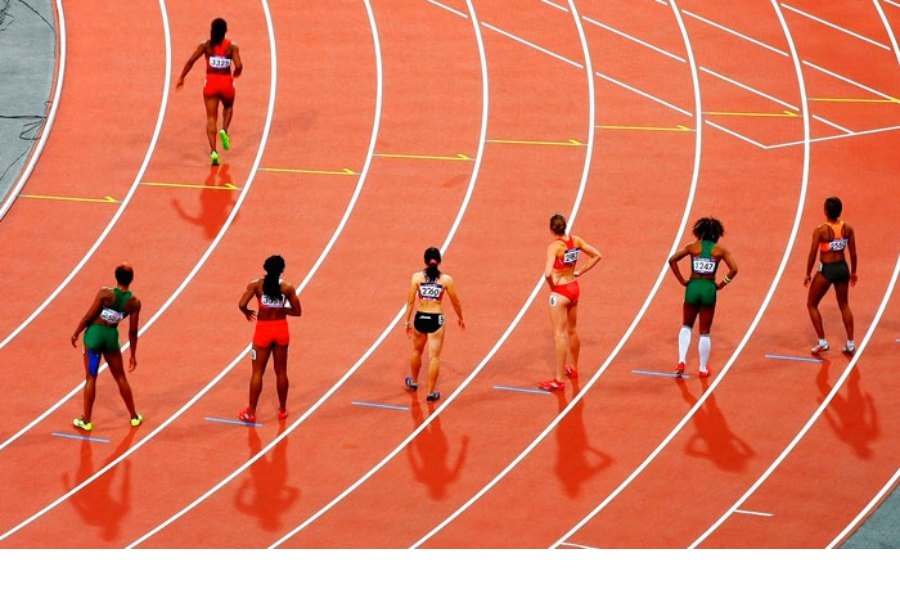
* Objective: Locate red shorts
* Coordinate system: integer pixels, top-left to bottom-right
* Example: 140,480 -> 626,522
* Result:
551,280 -> 580,306
253,319 -> 290,348
204,73 -> 235,103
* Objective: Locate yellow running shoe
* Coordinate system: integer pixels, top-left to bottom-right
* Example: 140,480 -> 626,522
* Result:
130,414 -> 144,427
73,417 -> 93,432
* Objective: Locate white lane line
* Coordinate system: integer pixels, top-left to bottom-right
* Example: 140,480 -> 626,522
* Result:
583,15 -> 686,63
829,468 -> 900,548
874,0 -> 900,67
481,21 -> 583,68
781,3 -> 893,51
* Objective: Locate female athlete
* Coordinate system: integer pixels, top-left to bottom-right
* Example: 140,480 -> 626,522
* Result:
176,17 -> 243,166
667,217 -> 738,378
539,213 -> 602,391
805,196 -> 857,354
404,247 -> 465,402
238,255 -> 302,422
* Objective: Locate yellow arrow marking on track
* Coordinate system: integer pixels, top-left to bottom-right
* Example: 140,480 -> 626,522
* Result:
141,182 -> 240,191
597,124 -> 693,132
705,109 -> 799,118
22,193 -> 118,204
259,167 -> 358,175
487,139 -> 584,146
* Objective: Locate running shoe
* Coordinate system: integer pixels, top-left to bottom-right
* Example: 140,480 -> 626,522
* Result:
675,362 -> 685,375
277,408 -> 288,420
537,378 -> 565,391
219,129 -> 231,151
73,418 -> 92,432
130,414 -> 144,427
811,340 -> 830,354
426,391 -> 441,402
210,150 -> 220,166
238,408 -> 256,423
565,365 -> 579,379
404,377 -> 418,391
842,341 -> 856,355
699,369 -> 711,379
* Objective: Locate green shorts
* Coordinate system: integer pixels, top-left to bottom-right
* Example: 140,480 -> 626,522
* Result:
685,278 -> 717,307
83,324 -> 120,353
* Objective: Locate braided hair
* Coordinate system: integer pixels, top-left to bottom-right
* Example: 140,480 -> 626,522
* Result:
262,255 -> 285,300
210,18 -> 227,48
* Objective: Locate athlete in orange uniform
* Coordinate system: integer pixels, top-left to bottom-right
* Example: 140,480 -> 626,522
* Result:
238,256 -> 302,423
176,17 -> 243,165
539,213 -> 602,391
805,196 -> 858,354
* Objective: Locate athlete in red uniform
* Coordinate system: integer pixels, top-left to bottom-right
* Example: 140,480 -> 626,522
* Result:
176,17 -> 243,166
539,213 -> 602,391
805,196 -> 858,354
238,255 -> 302,423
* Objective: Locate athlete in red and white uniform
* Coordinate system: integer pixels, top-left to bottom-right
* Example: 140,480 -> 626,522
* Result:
539,213 -> 602,391
176,17 -> 243,165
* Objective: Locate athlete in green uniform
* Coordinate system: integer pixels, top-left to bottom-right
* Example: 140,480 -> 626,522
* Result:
667,217 -> 738,378
70,263 -> 143,431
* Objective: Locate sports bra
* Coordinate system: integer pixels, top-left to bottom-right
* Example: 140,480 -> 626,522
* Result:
819,221 -> 847,253
206,39 -> 233,74
552,236 -> 580,270
417,276 -> 444,302
99,288 -> 132,326
691,240 -> 719,276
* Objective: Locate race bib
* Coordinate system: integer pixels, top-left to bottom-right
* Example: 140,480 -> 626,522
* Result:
261,293 -> 285,308
828,238 -> 847,252
99,307 -> 125,325
419,283 -> 443,300
209,55 -> 231,70
692,257 -> 717,274
563,248 -> 580,265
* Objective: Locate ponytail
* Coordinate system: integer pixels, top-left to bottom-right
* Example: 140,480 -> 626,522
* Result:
262,255 -> 285,299
423,247 -> 442,282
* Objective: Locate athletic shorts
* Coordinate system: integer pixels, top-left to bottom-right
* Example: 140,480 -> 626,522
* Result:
83,324 -> 120,353
685,278 -> 717,307
819,260 -> 850,284
414,311 -> 444,334
203,73 -> 235,103
253,319 -> 290,348
550,280 -> 580,306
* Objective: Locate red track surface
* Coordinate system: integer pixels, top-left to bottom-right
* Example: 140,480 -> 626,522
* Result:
0,0 -> 897,556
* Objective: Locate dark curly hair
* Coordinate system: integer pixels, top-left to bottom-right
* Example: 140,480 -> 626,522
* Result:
692,217 -> 724,243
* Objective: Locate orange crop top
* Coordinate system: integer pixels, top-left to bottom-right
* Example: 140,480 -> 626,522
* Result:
819,221 -> 847,253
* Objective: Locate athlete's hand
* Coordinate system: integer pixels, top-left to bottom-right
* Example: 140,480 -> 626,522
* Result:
241,307 -> 257,321
128,355 -> 137,372
850,274 -> 858,287
458,318 -> 466,330
70,334 -> 78,348
175,77 -> 184,90
803,275 -> 811,287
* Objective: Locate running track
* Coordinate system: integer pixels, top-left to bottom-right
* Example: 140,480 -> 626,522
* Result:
0,0 -> 897,553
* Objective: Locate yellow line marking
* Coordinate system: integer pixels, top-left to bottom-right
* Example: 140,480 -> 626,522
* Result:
486,139 -> 584,146
374,152 -> 471,161
259,167 -> 358,175
597,124 -> 694,132
809,97 -> 900,104
22,193 -> 119,204
705,109 -> 800,118
141,181 -> 240,191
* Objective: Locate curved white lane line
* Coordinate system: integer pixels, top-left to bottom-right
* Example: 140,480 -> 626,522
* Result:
830,466 -> 900,548
874,0 -> 900,66
549,0 -> 810,548
0,0 -> 66,221
688,0 -> 814,549
0,0 -> 279,542
0,0 -> 170,348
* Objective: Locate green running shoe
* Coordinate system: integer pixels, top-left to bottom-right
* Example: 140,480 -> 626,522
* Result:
210,150 -> 220,166
218,129 -> 231,151
73,417 -> 93,432
130,414 -> 144,427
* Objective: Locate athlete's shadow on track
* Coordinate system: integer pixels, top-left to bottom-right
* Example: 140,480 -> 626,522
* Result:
677,377 -> 755,472
234,421 -> 300,531
407,399 -> 469,500
816,360 -> 878,459
554,380 -> 613,498
61,429 -> 138,541
170,164 -> 236,239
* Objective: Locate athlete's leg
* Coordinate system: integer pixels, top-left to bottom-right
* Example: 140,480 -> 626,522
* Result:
566,303 -> 580,374
81,350 -> 99,423
272,344 -> 289,414
697,305 -> 716,375
833,279 -> 854,342
806,273 -> 831,340
409,329 -> 427,384
221,98 -> 234,134
425,327 -> 446,396
204,95 -> 220,152
247,344 -> 272,416
549,293 -> 570,381
104,350 -> 139,419
678,303 -> 700,367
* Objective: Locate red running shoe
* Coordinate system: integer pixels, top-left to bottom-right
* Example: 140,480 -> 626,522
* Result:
564,365 -> 579,379
675,362 -> 685,375
537,378 -> 565,391
277,408 -> 288,420
699,369 -> 711,379
238,408 -> 256,423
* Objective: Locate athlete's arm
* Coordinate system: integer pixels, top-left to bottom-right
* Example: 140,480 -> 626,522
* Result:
283,283 -> 302,317
176,43 -> 206,88
404,274 -> 419,333
717,248 -> 738,290
804,226 -> 823,287
127,298 -> 141,371
544,242 -> 561,288
238,282 -> 257,321
667,246 -> 691,287
574,237 -> 602,278
71,289 -> 107,346
846,224 -> 858,286
231,44 -> 243,78
444,275 -> 465,329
